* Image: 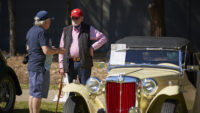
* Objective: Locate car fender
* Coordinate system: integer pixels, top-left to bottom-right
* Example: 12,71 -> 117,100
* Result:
5,66 -> 22,95
145,85 -> 180,113
62,83 -> 105,113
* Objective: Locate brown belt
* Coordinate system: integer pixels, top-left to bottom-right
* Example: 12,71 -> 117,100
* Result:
70,57 -> 80,62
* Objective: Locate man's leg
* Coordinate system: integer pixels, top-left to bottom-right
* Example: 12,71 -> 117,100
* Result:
78,67 -> 91,85
29,96 -> 33,113
67,60 -> 78,83
67,60 -> 78,97
28,70 -> 48,113
32,97 -> 42,113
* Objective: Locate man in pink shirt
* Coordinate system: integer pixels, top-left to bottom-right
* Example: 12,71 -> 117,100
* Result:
59,8 -> 107,85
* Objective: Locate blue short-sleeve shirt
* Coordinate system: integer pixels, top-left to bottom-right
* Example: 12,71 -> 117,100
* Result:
26,26 -> 49,72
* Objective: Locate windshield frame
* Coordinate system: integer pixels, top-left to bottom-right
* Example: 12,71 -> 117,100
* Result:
108,48 -> 182,71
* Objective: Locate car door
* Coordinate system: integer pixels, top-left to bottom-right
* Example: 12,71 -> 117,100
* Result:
182,52 -> 197,111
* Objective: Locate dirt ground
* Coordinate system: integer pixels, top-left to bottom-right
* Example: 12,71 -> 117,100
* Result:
6,53 -> 107,85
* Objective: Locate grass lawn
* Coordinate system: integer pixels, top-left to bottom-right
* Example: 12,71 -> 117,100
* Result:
14,101 -> 64,113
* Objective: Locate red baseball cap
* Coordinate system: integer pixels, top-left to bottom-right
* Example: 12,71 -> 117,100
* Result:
71,8 -> 83,18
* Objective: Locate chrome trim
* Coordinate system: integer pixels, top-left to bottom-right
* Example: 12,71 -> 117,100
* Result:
129,107 -> 141,113
105,75 -> 140,113
141,78 -> 158,96
106,76 -> 140,84
119,75 -> 122,112
123,47 -> 180,51
108,64 -> 181,72
86,77 -> 103,94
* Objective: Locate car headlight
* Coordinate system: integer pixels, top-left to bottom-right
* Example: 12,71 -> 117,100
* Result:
86,77 -> 103,94
141,78 -> 158,96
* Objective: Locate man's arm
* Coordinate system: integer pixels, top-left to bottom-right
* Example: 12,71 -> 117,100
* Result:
26,45 -> 29,51
90,26 -> 107,50
38,31 -> 66,55
41,46 -> 65,55
59,32 -> 65,75
59,32 -> 65,69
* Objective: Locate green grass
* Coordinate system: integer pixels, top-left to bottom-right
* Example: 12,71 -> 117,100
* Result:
14,101 -> 64,113
20,84 -> 59,90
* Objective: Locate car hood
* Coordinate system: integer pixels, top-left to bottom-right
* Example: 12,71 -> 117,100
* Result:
108,67 -> 180,79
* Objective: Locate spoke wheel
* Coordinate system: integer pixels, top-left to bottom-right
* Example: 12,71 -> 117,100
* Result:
0,75 -> 16,113
63,96 -> 89,113
161,100 -> 183,113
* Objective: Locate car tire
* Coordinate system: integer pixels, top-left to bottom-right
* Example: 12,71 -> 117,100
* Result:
0,75 -> 16,113
161,100 -> 182,113
63,96 -> 89,113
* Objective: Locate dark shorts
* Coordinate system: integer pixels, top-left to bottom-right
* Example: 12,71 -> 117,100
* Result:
28,70 -> 50,98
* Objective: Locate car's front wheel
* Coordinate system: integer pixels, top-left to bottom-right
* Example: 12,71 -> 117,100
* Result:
63,96 -> 89,113
0,75 -> 16,113
161,100 -> 183,113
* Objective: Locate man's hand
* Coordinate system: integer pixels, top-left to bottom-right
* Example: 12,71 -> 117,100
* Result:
89,47 -> 94,57
57,48 -> 66,54
59,68 -> 65,76
42,46 -> 66,55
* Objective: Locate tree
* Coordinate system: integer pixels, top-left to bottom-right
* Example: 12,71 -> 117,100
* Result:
8,0 -> 16,56
148,0 -> 165,37
65,0 -> 71,26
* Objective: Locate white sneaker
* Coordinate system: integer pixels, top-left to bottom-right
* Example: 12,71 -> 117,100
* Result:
52,94 -> 58,102
59,93 -> 69,102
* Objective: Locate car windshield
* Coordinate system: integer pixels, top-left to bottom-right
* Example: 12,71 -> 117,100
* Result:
109,49 -> 180,66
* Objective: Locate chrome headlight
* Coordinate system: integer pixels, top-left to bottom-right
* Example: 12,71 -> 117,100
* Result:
86,77 -> 102,94
141,78 -> 158,96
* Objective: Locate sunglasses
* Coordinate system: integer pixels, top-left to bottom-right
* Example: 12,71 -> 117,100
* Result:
71,17 -> 80,20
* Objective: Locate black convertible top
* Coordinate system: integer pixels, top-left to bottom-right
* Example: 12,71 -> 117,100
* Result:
115,36 -> 192,50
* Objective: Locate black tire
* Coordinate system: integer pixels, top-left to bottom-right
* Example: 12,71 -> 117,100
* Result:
63,96 -> 89,113
161,100 -> 183,113
0,75 -> 16,113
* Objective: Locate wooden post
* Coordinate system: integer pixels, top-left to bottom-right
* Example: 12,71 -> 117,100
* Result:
148,0 -> 165,37
8,0 -> 16,56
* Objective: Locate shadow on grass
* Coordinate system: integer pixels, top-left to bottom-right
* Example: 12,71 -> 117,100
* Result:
14,109 -> 63,113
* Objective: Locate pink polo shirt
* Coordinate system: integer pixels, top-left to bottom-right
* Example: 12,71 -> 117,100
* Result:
59,25 -> 107,68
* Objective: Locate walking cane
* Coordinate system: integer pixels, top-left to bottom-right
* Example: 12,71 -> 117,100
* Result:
55,74 -> 64,113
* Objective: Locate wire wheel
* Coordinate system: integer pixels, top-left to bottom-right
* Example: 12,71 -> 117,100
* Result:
161,100 -> 184,113
0,75 -> 16,113
63,96 -> 89,113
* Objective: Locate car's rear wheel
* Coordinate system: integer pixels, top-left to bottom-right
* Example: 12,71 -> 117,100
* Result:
63,96 -> 89,113
0,75 -> 16,113
161,100 -> 182,113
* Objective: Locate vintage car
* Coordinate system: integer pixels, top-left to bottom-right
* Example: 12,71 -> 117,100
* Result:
0,50 -> 22,113
62,36 -> 199,113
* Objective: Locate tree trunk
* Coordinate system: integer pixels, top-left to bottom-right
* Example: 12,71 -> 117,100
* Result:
148,0 -> 165,37
193,53 -> 200,113
65,0 -> 71,26
8,0 -> 16,56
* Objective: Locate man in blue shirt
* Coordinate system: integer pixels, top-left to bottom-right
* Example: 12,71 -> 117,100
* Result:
26,10 -> 65,113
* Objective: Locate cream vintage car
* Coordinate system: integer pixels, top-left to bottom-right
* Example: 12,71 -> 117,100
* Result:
62,36 -> 199,113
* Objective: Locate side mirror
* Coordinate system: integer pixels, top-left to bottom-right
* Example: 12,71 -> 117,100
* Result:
186,65 -> 200,72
